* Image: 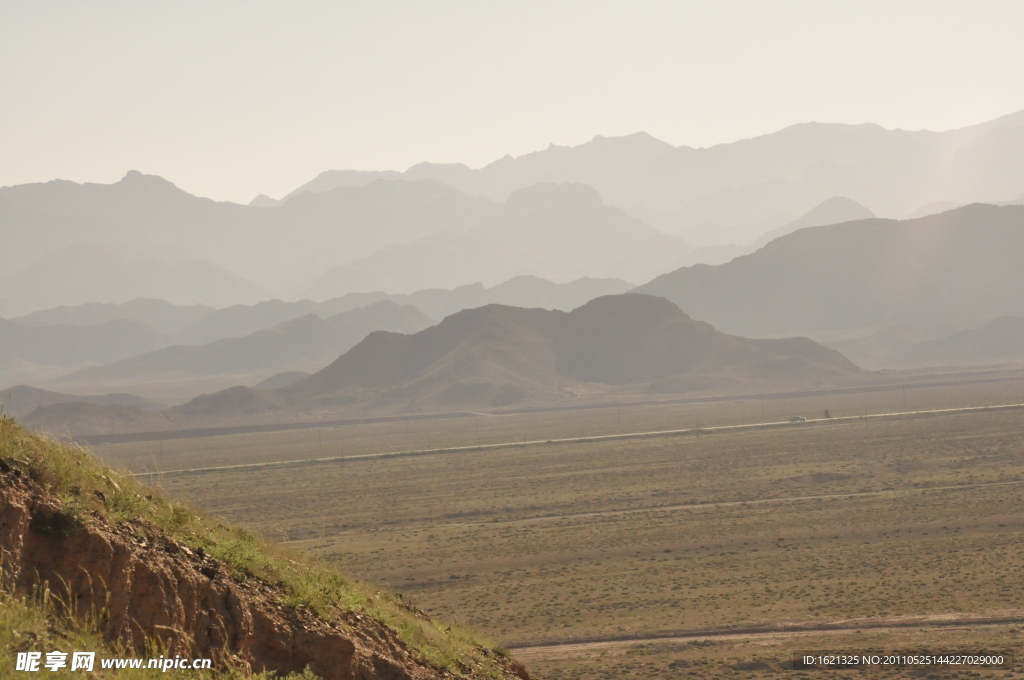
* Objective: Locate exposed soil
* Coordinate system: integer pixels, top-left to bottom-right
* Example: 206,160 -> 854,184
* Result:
0,468 -> 530,680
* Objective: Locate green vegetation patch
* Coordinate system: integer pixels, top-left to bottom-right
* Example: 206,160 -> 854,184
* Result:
0,417 -> 508,678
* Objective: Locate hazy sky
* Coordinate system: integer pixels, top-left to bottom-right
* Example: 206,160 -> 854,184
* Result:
3,1 -> 1024,204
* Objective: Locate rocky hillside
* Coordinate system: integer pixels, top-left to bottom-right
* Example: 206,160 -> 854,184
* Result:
0,417 -> 530,680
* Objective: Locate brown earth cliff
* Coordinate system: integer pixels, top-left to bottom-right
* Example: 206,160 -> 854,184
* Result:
0,466 -> 529,680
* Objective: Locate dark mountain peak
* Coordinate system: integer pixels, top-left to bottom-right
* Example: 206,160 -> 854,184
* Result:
428,302 -> 553,334
278,293 -> 854,409
568,293 -> 693,324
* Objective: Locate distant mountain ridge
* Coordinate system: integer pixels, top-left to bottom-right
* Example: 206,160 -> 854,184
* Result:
674,196 -> 876,267
7,108 -> 1024,316
11,299 -> 213,335
0,174 -> 499,310
0,385 -> 161,417
0,243 -> 267,316
0,172 -> 660,313
635,204 -> 1024,338
52,301 -> 434,384
165,275 -> 635,345
177,294 -> 857,418
274,110 -> 1024,245
303,183 -> 688,296
282,132 -> 674,202
0,317 -> 163,373
0,276 -> 634,393
830,317 -> 1024,370
891,316 -> 1024,368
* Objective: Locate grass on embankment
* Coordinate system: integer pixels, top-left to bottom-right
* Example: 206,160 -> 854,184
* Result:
0,416 -> 510,679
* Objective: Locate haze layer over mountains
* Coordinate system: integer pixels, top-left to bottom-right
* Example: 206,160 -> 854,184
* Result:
3,110 -> 1024,318
5,109 -> 1024,435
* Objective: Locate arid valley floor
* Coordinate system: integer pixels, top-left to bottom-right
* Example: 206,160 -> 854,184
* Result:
93,371 -> 1024,679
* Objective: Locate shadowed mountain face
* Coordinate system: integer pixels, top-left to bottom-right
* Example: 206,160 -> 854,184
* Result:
636,204 -> 1024,338
269,294 -> 856,411
1,277 -> 632,395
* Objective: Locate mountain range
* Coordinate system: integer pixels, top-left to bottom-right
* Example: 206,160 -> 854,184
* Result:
5,109 -> 1024,315
827,316 -> 1024,370
179,275 -> 634,344
0,276 -> 634,397
41,302 -> 434,401
12,298 -> 214,334
176,294 -> 857,419
635,204 -> 1024,338
0,317 -> 163,387
0,175 -> 497,313
673,196 -> 876,267
278,110 -> 1024,246
302,183 -> 687,297
0,385 -> 161,418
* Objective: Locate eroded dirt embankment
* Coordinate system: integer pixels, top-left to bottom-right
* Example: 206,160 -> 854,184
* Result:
0,469 -> 529,680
